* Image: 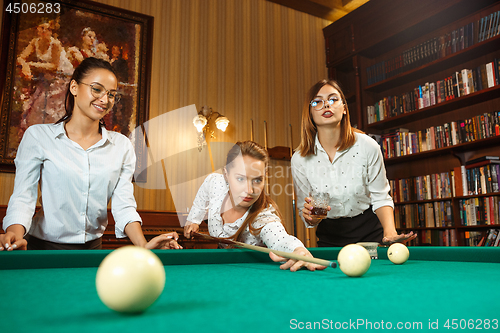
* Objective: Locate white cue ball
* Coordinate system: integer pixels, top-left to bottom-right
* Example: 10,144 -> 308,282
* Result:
337,244 -> 371,277
96,246 -> 165,313
387,243 -> 410,264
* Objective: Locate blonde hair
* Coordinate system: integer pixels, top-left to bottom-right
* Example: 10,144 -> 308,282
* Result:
297,79 -> 363,156
224,141 -> 283,241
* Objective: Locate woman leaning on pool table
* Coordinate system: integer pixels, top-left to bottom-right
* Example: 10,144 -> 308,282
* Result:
292,79 -> 417,247
0,57 -> 180,251
184,140 -> 326,272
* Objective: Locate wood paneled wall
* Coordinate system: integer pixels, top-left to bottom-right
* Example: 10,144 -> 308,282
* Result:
0,0 -> 329,244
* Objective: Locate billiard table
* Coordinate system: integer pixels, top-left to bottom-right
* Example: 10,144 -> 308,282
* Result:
1,246 -> 499,332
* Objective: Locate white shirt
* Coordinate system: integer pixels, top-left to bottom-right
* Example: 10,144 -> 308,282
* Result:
187,173 -> 304,252
291,132 -> 393,227
2,123 -> 142,243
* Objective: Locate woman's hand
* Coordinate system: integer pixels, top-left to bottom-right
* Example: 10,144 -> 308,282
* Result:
269,247 -> 327,272
382,231 -> 417,245
146,232 -> 182,250
0,230 -> 27,251
183,222 -> 199,239
302,197 -> 330,226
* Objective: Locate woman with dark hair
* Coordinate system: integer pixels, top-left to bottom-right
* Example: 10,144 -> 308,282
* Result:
1,57 -> 181,251
184,141 -> 325,272
292,79 -> 416,247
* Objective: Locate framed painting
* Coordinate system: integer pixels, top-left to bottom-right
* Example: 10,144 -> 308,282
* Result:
0,0 -> 153,174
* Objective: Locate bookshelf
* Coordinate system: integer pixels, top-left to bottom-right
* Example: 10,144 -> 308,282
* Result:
323,0 -> 500,246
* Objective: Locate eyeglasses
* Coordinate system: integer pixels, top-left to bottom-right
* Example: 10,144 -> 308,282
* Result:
310,96 -> 342,110
79,82 -> 121,103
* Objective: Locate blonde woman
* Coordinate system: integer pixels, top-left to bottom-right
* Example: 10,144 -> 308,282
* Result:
184,141 -> 325,272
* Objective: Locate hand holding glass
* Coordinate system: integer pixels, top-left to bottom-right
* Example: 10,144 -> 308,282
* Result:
309,192 -> 330,220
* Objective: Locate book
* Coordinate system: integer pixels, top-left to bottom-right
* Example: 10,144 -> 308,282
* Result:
486,62 -> 496,88
453,167 -> 463,197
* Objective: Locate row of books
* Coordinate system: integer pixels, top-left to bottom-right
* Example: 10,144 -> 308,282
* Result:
417,229 -> 458,246
366,10 -> 500,86
394,201 -> 453,229
464,231 -> 485,246
378,111 -> 500,159
401,229 -> 500,246
458,196 -> 500,226
366,59 -> 500,124
480,11 -> 500,42
465,229 -> 500,246
478,229 -> 500,246
452,159 -> 500,197
390,172 -> 452,203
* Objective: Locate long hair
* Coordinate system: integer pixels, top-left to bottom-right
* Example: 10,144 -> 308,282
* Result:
56,57 -> 116,132
297,79 -> 363,157
224,141 -> 284,242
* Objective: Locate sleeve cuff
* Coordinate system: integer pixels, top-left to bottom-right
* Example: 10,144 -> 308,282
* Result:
114,212 -> 142,238
372,201 -> 394,212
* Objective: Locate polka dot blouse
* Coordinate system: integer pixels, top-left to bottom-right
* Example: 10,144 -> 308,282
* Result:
187,173 -> 304,252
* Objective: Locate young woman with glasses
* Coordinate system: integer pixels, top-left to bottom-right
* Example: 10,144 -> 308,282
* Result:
291,79 -> 416,247
1,57 -> 181,251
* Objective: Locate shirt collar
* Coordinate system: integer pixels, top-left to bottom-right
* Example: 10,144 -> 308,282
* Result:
314,133 -> 354,158
53,122 -> 66,138
52,121 -> 112,145
314,134 -> 325,154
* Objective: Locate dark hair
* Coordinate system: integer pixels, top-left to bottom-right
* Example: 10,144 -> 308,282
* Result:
56,57 -> 117,131
224,141 -> 284,241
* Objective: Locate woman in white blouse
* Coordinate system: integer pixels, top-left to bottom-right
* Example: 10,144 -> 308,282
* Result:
184,141 -> 325,272
291,79 -> 416,247
0,57 -> 180,251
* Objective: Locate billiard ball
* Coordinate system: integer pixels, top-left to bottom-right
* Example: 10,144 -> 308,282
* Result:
337,244 -> 371,277
387,243 -> 410,264
96,246 -> 165,313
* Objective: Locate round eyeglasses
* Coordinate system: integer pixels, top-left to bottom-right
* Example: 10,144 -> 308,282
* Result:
79,82 -> 121,103
310,96 -> 342,110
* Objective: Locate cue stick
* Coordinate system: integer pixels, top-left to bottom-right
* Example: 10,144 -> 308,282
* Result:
263,120 -> 270,194
263,120 -> 268,149
192,232 -> 336,268
250,118 -> 254,141
289,124 -> 297,237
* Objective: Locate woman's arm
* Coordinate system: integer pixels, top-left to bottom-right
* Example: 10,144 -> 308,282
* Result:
2,127 -> 43,241
0,225 -> 27,251
256,211 -> 325,272
124,222 -> 182,250
365,138 -> 416,244
183,174 -> 218,238
375,206 -> 416,244
291,154 -> 316,227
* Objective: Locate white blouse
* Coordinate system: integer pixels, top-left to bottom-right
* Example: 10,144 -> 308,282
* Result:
291,132 -> 394,227
187,173 -> 304,252
3,123 -> 141,243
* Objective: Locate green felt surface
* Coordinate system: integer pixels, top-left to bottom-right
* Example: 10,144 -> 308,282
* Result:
1,247 -> 499,333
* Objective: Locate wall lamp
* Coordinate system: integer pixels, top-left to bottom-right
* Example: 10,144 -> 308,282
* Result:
193,106 -> 229,151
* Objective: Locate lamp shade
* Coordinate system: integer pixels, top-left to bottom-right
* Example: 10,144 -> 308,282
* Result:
193,114 -> 207,132
215,116 -> 229,132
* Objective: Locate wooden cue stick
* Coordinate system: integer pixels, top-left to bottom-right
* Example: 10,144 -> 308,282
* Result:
192,232 -> 336,268
288,124 -> 297,237
250,118 -> 254,141
263,120 -> 269,194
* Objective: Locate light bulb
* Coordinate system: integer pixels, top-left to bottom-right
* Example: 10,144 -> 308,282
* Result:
215,116 -> 229,132
193,114 -> 207,132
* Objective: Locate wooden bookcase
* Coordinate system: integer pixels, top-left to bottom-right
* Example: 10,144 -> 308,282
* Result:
323,0 -> 500,246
